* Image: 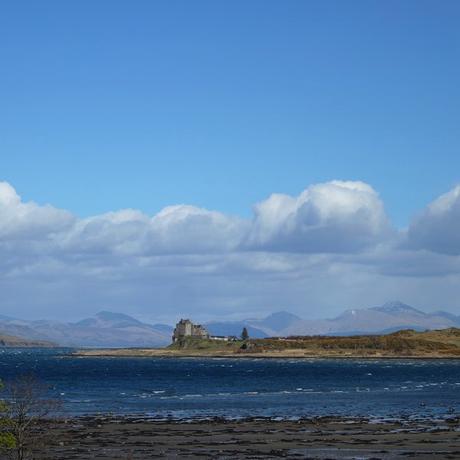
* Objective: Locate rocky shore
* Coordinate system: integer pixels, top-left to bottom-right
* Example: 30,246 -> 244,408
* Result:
27,415 -> 460,459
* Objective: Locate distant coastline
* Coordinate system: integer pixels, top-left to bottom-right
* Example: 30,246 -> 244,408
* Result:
73,327 -> 460,359
0,333 -> 55,348
72,350 -> 460,359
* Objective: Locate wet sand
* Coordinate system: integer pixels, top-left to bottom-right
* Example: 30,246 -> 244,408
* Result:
29,416 -> 460,459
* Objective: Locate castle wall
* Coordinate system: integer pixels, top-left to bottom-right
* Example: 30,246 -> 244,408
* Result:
173,319 -> 209,342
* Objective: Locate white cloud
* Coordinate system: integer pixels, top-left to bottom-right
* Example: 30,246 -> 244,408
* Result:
60,209 -> 151,255
61,204 -> 247,256
407,185 -> 460,255
1,179 -> 460,320
245,180 -> 391,253
0,182 -> 74,240
0,180 -> 393,258
148,205 -> 247,254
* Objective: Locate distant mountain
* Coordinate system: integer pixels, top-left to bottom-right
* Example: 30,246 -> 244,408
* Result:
280,301 -> 460,336
0,301 -> 458,347
151,323 -> 174,335
431,310 -> 460,323
247,311 -> 302,335
372,300 -> 423,315
205,311 -> 302,338
204,302 -> 460,338
205,321 -> 268,338
0,312 -> 172,348
75,311 -> 145,328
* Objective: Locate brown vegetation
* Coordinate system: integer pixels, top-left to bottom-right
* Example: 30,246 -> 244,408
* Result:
74,328 -> 460,358
245,328 -> 460,357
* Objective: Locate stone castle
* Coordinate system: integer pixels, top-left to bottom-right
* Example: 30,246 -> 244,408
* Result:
172,319 -> 209,343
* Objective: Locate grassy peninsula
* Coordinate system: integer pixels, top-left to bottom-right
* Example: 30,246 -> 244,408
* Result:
74,327 -> 460,358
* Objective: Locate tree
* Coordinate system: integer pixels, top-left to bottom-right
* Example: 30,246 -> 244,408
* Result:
241,327 -> 249,341
0,382 -> 16,453
0,375 -> 60,460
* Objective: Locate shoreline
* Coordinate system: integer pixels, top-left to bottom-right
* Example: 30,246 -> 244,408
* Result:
29,413 -> 460,459
71,348 -> 460,359
71,328 -> 460,359
54,413 -> 460,424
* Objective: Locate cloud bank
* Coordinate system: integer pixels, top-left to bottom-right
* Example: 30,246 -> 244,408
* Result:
1,179 -> 459,321
408,186 -> 460,255
246,181 -> 391,253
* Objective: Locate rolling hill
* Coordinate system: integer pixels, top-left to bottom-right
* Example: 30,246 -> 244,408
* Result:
0,312 -> 172,348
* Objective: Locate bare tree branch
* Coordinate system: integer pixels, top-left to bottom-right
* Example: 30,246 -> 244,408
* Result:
0,375 -> 61,460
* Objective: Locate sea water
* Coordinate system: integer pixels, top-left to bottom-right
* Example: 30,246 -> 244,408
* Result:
0,348 -> 459,420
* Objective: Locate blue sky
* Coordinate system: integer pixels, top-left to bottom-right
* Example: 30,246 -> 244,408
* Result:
1,1 -> 460,321
1,1 -> 459,227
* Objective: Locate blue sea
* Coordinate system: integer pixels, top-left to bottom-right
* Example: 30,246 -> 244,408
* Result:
1,348 -> 459,420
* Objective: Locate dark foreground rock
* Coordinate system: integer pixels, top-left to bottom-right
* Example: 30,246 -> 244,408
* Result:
24,416 -> 460,459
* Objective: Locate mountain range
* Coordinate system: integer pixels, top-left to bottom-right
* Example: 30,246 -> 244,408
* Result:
0,311 -> 173,348
215,301 -> 460,338
0,301 -> 459,348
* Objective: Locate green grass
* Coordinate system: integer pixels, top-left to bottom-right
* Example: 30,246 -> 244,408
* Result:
168,337 -> 244,351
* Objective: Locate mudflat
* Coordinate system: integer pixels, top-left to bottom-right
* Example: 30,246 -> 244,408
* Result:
29,416 -> 460,459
